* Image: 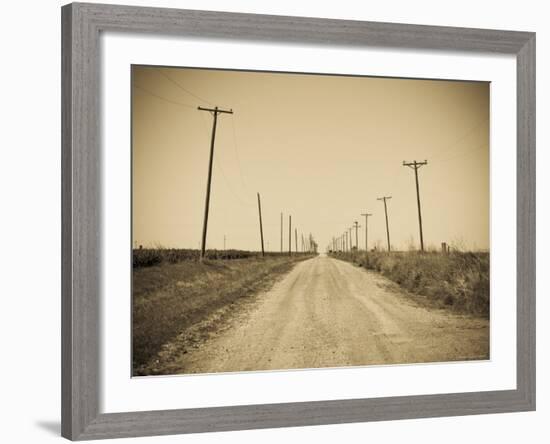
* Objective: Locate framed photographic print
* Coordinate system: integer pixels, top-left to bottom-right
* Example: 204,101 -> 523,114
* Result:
61,2 -> 535,440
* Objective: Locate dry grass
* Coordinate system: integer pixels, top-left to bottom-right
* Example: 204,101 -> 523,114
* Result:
133,248 -> 305,267
330,250 -> 489,317
132,255 -> 312,374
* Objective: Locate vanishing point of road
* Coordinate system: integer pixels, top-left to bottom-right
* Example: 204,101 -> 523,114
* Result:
168,255 -> 489,374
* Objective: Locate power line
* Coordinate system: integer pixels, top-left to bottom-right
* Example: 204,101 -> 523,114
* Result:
230,114 -> 250,192
153,70 -> 243,187
135,82 -> 251,209
213,154 -> 254,207
432,117 -> 489,162
199,108 -> 254,207
133,84 -> 195,108
437,142 -> 488,164
156,69 -> 216,107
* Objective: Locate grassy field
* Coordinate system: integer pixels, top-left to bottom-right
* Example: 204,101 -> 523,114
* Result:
133,247 -> 302,267
132,253 -> 313,374
329,250 -> 489,317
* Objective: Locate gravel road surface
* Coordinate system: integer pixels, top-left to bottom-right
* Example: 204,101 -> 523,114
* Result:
166,255 -> 489,374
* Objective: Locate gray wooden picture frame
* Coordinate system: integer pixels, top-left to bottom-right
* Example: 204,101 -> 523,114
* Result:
61,2 -> 536,440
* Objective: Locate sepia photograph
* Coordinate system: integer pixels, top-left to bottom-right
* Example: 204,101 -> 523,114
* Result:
132,66 -> 490,377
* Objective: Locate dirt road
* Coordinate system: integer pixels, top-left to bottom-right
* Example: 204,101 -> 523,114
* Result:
162,255 -> 489,374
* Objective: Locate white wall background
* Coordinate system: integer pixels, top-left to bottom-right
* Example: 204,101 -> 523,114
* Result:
0,1 -> 545,443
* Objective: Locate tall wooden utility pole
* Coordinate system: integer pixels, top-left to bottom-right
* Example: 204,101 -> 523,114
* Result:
197,106 -> 233,261
377,196 -> 392,252
257,193 -> 265,257
353,221 -> 360,251
295,228 -> 298,254
288,215 -> 292,256
403,160 -> 428,251
280,212 -> 283,253
361,213 -> 373,252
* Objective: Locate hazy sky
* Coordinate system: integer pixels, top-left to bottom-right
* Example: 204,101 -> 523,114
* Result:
132,66 -> 489,252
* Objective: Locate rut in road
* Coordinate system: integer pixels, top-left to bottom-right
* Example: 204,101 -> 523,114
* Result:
163,255 -> 489,374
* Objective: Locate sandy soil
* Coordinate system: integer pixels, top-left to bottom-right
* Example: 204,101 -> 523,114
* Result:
161,255 -> 489,374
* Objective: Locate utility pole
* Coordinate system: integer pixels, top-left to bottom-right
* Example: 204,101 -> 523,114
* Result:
353,221 -> 360,251
403,160 -> 428,251
349,227 -> 354,250
280,212 -> 283,253
377,196 -> 392,252
197,106 -> 233,261
361,213 -> 373,252
288,215 -> 292,256
295,228 -> 298,254
257,193 -> 265,257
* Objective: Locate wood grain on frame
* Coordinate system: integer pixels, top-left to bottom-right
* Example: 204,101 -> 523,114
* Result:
61,2 -> 535,440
